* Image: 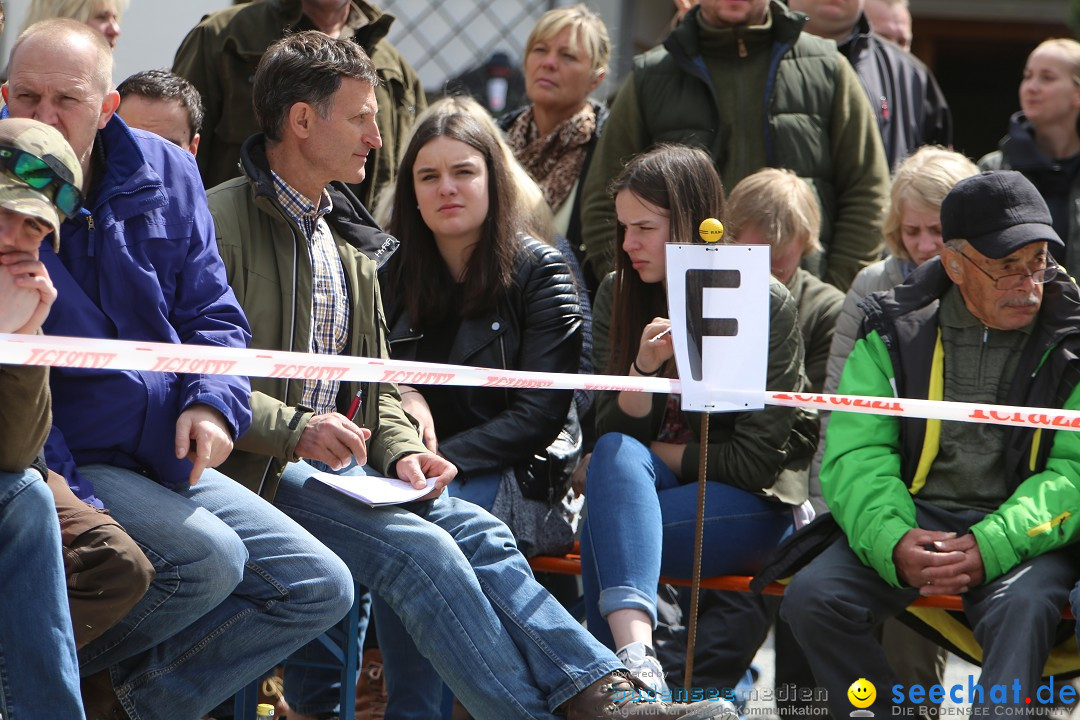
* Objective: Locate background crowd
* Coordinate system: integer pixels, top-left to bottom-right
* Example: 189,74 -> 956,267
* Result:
4,1 -> 1080,720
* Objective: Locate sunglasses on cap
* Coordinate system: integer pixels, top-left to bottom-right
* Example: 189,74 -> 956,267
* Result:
0,145 -> 83,218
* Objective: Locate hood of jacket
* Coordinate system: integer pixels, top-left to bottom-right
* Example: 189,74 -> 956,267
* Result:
998,112 -> 1064,173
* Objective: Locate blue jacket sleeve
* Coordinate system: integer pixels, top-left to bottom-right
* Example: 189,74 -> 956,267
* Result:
166,158 -> 252,440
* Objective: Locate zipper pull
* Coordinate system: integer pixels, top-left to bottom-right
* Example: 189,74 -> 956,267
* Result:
86,214 -> 96,257
737,37 -> 748,58
983,326 -> 989,344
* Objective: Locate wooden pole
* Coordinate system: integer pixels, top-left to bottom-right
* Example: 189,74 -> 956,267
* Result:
683,412 -> 709,693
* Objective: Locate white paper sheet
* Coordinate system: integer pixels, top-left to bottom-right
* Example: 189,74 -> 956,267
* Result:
312,471 -> 434,507
665,244 -> 770,412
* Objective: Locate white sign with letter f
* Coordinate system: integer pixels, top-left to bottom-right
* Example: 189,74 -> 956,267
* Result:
665,244 -> 770,412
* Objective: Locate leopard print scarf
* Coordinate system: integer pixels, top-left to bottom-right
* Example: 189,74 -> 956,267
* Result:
506,103 -> 596,212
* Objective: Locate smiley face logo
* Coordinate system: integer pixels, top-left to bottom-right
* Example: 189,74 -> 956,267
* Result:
847,678 -> 876,709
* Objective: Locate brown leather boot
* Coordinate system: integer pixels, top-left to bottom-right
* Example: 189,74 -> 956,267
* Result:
355,648 -> 388,720
563,671 -> 739,720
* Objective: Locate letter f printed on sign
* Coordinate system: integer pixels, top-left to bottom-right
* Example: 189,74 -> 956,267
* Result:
684,269 -> 740,381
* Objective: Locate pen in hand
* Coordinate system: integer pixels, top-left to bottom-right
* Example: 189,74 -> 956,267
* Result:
649,328 -> 672,344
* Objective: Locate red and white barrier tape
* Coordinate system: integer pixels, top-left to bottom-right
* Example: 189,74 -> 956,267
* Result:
4,333 -> 1080,432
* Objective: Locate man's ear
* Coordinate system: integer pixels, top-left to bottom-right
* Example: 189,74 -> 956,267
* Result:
98,90 -> 121,129
287,102 -> 315,140
942,247 -> 965,285
188,132 -> 200,157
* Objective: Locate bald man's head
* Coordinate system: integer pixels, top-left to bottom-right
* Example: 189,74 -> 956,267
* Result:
11,18 -> 113,94
3,19 -> 121,185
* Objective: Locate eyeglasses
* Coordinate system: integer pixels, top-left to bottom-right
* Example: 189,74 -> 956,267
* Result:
0,145 -> 83,218
955,249 -> 1058,290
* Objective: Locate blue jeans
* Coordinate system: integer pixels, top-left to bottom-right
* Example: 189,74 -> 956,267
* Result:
0,469 -> 84,719
580,433 -> 793,649
273,460 -> 620,720
372,470 -> 503,719
76,464 -> 354,720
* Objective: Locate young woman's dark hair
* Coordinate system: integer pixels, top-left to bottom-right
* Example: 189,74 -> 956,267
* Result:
384,109 -> 525,325
607,144 -> 725,375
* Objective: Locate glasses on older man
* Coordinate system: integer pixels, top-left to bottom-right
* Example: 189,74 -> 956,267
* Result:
955,249 -> 1058,291
0,145 -> 83,218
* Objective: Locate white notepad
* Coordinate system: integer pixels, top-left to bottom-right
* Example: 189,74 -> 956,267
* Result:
313,471 -> 433,507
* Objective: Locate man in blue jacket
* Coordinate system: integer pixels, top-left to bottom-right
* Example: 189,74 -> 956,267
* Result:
4,19 -> 353,719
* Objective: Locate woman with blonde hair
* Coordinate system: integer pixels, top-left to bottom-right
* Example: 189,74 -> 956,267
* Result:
980,38 -> 1080,272
21,0 -> 127,47
824,145 -> 980,395
499,4 -> 611,287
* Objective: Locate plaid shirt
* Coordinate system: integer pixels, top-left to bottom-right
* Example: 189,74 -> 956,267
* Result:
272,171 -> 350,416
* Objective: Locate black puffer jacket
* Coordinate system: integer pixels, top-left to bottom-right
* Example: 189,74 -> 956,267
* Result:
382,236 -> 583,497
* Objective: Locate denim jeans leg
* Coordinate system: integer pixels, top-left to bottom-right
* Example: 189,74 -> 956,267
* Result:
0,470 -> 84,719
373,470 -> 503,720
77,464 -> 354,720
282,461 -> 373,717
412,494 -> 621,710
372,592 -> 442,720
273,460 -> 618,720
581,433 -> 793,651
581,433 -> 679,648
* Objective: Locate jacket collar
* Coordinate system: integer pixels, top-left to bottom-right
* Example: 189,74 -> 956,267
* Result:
238,132 -> 399,266
999,112 -> 1060,172
836,13 -> 872,60
671,0 -> 806,57
89,115 -> 167,220
268,0 -> 395,51
875,255 -> 1080,350
498,97 -> 609,137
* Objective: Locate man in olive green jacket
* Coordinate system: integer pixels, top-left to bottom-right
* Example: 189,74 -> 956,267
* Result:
173,0 -> 425,206
208,31 -> 737,720
579,0 -> 889,292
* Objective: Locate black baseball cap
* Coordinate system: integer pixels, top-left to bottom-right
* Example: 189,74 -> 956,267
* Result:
941,170 -> 1063,259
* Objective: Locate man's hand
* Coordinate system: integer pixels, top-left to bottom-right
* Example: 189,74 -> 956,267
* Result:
395,452 -> 457,500
922,533 -> 985,595
175,404 -> 235,485
399,386 -> 438,453
892,528 -> 967,596
294,413 -> 372,470
0,253 -> 56,334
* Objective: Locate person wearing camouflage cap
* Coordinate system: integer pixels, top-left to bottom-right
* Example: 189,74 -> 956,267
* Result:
4,19 -> 354,720
0,116 -> 83,248
0,116 -> 86,719
0,116 -> 158,719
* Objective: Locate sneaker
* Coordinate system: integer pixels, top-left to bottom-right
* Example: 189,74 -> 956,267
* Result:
564,670 -> 739,720
616,641 -> 670,694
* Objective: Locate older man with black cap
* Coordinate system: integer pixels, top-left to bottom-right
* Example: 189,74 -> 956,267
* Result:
782,170 -> 1080,717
